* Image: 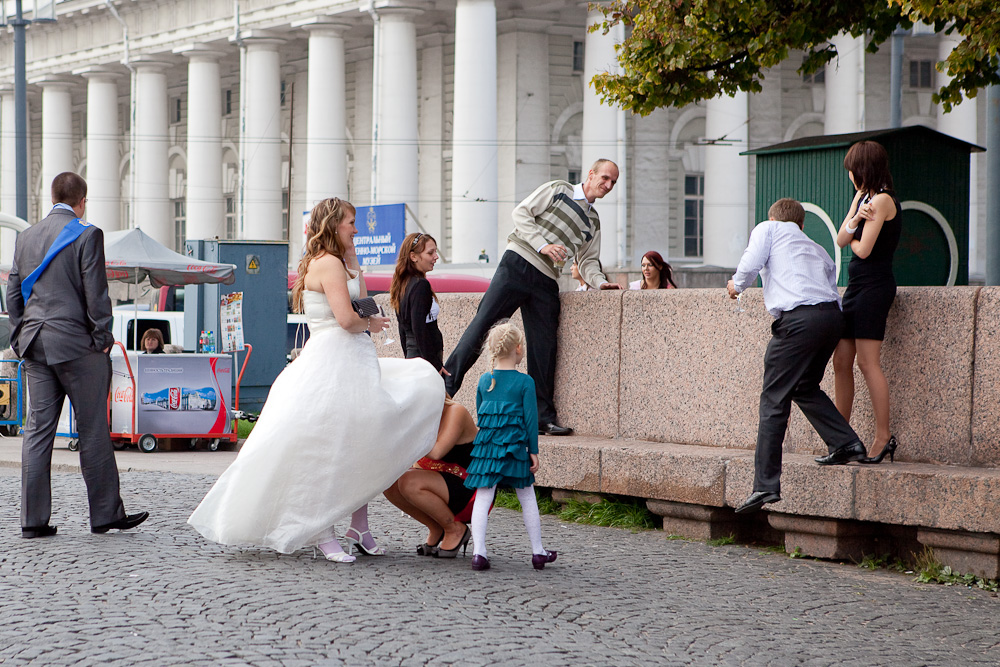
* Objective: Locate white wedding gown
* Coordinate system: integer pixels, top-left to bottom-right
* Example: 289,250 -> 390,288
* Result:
188,276 -> 444,554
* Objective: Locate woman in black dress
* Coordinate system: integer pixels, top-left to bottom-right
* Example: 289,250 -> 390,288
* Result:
389,232 -> 447,376
383,397 -> 479,558
832,141 -> 901,463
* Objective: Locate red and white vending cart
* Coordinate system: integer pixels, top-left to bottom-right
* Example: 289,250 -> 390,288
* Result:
109,346 -> 247,452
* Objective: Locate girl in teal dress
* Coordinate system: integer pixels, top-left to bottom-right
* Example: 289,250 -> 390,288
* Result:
465,321 -> 557,571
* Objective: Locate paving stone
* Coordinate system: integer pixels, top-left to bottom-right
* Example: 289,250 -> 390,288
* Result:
0,468 -> 999,665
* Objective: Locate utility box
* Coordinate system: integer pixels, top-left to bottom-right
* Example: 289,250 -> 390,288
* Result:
744,126 -> 983,286
184,240 -> 288,412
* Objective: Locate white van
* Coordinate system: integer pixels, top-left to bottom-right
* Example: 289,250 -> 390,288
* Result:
112,307 -> 189,351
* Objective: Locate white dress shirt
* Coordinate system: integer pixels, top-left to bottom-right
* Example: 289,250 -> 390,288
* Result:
731,220 -> 840,318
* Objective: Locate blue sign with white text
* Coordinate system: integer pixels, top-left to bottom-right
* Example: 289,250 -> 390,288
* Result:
353,204 -> 405,266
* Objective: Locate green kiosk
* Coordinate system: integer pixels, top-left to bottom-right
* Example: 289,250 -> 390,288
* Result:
743,126 -> 983,286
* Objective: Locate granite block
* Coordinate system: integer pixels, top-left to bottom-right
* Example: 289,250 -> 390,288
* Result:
767,514 -> 879,561
534,436 -> 602,492
916,528 -> 1000,579
972,286 -> 1000,467
600,441 -> 745,506
552,290 -> 623,437
853,462 -> 1000,534
721,453 -> 856,518
787,287 -> 977,465
619,288 -> 770,450
647,500 -> 741,541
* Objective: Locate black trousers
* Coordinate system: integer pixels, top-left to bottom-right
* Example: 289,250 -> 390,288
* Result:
754,302 -> 859,494
444,251 -> 560,424
21,344 -> 125,529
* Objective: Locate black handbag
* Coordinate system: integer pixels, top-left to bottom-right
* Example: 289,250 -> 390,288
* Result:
351,297 -> 380,318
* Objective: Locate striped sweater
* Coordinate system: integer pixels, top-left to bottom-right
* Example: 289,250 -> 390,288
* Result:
505,180 -> 609,286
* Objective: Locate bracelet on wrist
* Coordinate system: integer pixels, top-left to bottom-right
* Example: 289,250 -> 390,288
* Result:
365,316 -> 371,332
845,223 -> 858,234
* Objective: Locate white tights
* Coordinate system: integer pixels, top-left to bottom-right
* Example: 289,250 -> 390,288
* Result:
470,484 -> 545,559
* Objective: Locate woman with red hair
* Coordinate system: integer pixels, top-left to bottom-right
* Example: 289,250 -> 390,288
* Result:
629,251 -> 677,290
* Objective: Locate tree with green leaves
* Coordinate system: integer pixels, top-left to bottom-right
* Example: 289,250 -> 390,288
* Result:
592,0 -> 1000,115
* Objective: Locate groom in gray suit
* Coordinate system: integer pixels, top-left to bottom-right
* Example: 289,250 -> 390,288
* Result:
8,172 -> 148,537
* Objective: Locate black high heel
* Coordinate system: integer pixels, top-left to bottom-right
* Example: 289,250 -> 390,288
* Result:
860,435 -> 898,464
435,525 -> 471,559
416,531 -> 444,556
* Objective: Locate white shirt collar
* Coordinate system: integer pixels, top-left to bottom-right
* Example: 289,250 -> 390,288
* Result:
52,203 -> 75,214
573,183 -> 592,210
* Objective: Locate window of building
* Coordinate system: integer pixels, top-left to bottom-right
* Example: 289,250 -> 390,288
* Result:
280,80 -> 287,107
225,196 -> 236,239
802,68 -> 825,84
567,169 -> 580,184
282,190 -> 289,241
173,199 -> 186,253
224,89 -> 233,116
572,41 -> 585,73
171,97 -> 182,124
909,60 -> 934,89
683,174 -> 704,257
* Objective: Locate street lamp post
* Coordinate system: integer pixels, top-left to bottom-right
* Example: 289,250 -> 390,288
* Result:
3,0 -> 56,221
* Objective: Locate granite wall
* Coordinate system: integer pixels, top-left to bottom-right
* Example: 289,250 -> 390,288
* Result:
373,285 -> 998,468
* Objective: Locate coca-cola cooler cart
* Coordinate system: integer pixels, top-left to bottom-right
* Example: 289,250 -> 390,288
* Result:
109,342 -> 252,452
101,228 -> 240,452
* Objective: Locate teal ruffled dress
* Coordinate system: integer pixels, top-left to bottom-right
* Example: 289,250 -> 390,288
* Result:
464,370 -> 539,489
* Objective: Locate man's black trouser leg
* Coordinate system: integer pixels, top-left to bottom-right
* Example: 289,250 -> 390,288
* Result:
754,304 -> 859,494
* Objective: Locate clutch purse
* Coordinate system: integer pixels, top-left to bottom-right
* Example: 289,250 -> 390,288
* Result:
351,297 -> 381,318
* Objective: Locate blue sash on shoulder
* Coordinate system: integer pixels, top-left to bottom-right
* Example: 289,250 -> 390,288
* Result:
20,218 -> 89,301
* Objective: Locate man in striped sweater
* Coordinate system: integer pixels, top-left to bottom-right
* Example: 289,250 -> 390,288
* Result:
444,159 -> 621,436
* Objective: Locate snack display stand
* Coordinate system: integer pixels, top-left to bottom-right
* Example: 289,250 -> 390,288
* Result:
108,341 -> 252,452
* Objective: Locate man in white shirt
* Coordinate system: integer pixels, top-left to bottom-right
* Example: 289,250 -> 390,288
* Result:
726,198 -> 866,514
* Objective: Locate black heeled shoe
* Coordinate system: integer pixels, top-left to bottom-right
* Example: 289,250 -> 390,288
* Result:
416,531 -> 444,556
435,525 -> 471,559
860,435 -> 898,464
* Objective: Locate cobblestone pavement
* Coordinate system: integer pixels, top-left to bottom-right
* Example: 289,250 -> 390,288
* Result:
1,468 -> 998,666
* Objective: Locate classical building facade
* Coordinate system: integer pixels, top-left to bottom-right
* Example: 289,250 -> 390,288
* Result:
0,1 -> 986,278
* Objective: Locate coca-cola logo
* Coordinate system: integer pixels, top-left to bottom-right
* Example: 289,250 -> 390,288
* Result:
113,386 -> 134,403
169,387 -> 181,410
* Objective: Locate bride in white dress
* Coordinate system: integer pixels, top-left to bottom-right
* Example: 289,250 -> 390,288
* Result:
188,198 -> 445,562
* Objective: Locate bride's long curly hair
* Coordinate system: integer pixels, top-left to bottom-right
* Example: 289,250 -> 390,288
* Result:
292,197 -> 356,313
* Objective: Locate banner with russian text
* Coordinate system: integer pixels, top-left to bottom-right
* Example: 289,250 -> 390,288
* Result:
353,203 -> 405,266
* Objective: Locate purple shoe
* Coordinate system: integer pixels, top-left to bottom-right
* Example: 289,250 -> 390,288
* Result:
471,555 -> 491,571
532,550 -> 558,570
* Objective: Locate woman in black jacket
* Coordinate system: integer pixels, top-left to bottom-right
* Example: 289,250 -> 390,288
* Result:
390,233 -> 447,376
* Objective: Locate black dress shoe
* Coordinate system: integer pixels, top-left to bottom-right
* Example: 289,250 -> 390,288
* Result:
92,511 -> 149,534
814,441 -> 868,466
22,525 -> 57,539
734,491 -> 781,514
539,423 -> 573,436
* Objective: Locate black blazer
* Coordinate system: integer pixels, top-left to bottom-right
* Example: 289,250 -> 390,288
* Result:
396,277 -> 443,371
7,208 -> 115,363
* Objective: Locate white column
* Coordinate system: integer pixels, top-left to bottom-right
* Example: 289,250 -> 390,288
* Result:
497,21 -> 551,256
936,37 -> 980,277
418,33 -> 446,245
77,68 -> 121,232
176,46 -> 226,241
371,6 -> 420,217
0,87 -> 16,263
132,60 -> 171,245
36,77 -> 76,195
240,33 -> 284,240
825,33 -> 865,133
450,0 -> 498,263
296,19 -> 350,208
581,9 -> 625,267
702,92 -> 750,268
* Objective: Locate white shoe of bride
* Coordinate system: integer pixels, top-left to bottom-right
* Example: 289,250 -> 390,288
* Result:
344,527 -> 386,556
312,544 -> 356,563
